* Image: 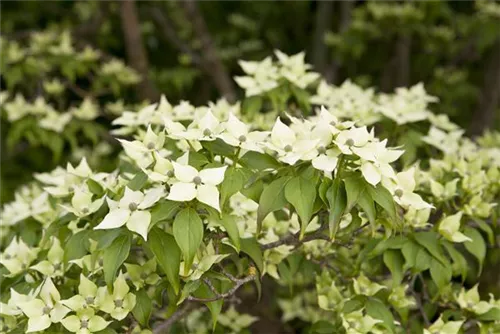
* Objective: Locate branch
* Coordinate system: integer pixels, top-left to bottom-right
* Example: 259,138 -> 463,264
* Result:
152,302 -> 197,334
177,0 -> 236,102
187,275 -> 255,303
119,0 -> 159,101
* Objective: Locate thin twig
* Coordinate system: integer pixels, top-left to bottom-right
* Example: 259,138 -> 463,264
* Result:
187,275 -> 255,303
153,302 -> 196,334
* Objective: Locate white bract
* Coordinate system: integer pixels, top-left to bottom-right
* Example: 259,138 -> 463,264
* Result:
218,113 -> 269,153
438,212 -> 472,243
94,187 -> 164,240
167,162 -> 227,212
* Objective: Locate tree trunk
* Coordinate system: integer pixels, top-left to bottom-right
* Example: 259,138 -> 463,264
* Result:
325,0 -> 354,84
380,33 -> 411,92
312,1 -> 334,74
178,0 -> 236,102
470,38 -> 500,135
119,0 -> 159,101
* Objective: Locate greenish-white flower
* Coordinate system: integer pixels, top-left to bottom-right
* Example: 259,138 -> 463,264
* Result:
97,272 -> 136,320
0,237 -> 38,275
218,306 -> 258,334
218,113 -> 269,153
438,212 -> 472,243
423,315 -> 463,334
341,310 -> 383,334
39,110 -> 72,133
59,187 -> 105,218
61,308 -> 110,334
382,167 -> 433,210
118,125 -> 166,168
30,238 -> 65,277
167,162 -> 227,212
125,259 -> 160,289
456,284 -> 494,315
352,274 -> 386,296
17,278 -> 70,332
234,57 -> 279,97
71,98 -> 99,121
61,274 -> 99,311
94,187 -> 164,240
275,50 -> 320,89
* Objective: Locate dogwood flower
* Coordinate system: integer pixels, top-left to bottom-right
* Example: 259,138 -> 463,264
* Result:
456,285 -> 494,315
97,272 -> 136,320
275,50 -> 320,89
353,274 -> 386,296
170,109 -> 223,141
39,110 -> 72,133
61,274 -> 99,311
31,238 -> 65,277
438,212 -> 472,243
167,162 -> 227,212
422,127 -> 464,154
423,316 -> 463,334
0,237 -> 38,275
94,187 -> 165,240
235,56 -> 279,96
61,308 -> 110,334
0,288 -> 37,316
382,168 -> 433,210
266,118 -> 318,165
334,126 -> 374,155
71,98 -> 99,121
218,113 -> 269,153
17,278 -> 70,332
125,259 -> 160,289
59,187 -> 105,218
118,126 -> 165,168
341,310 -> 383,334
142,151 -> 174,183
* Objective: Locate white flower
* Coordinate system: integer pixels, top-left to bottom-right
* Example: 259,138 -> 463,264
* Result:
167,162 -> 227,212
0,237 -> 38,275
235,57 -> 279,97
334,126 -> 373,155
438,212 -> 471,243
142,151 -> 174,183
61,274 -> 99,312
456,285 -> 494,315
30,238 -> 65,277
39,110 -> 72,133
275,50 -> 320,89
97,272 -> 136,320
94,187 -> 165,240
61,308 -> 110,334
423,316 -> 463,334
71,98 -> 99,121
17,278 -> 70,332
422,127 -> 464,154
168,109 -> 223,141
382,167 -> 433,210
0,288 -> 37,316
118,126 -> 166,168
266,117 -> 318,165
218,113 -> 269,153
59,187 -> 105,218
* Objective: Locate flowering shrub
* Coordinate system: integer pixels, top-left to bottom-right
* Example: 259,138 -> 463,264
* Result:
1,51 -> 499,334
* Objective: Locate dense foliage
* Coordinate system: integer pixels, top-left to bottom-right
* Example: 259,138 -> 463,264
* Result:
1,49 -> 500,333
1,1 -> 500,333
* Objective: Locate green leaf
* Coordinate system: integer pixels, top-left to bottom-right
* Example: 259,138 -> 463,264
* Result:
241,179 -> 264,203
202,138 -> 235,157
366,298 -> 395,333
194,281 -> 224,331
240,237 -> 263,274
344,176 -> 366,210
441,240 -> 467,281
150,201 -> 181,226
413,231 -> 447,266
473,219 -> 494,245
402,240 -> 432,272
188,151 -> 209,169
64,230 -> 90,263
178,280 -> 201,305
93,229 -> 123,251
219,167 -> 246,208
257,176 -> 291,233
242,95 -> 262,114
239,151 -> 281,171
103,233 -> 131,287
132,289 -> 152,326
217,215 -> 241,252
326,178 -> 347,239
87,179 -> 104,196
342,295 -> 366,313
476,307 -> 500,321
173,208 -> 204,276
367,184 -> 397,222
127,171 -> 148,191
383,249 -> 404,286
148,228 -> 182,294
318,178 -> 331,205
357,188 -> 376,227
430,258 -> 452,292
285,176 -> 317,238
463,227 -> 486,273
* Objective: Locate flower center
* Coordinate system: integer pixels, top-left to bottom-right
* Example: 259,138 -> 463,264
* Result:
167,170 -> 175,178
114,299 -> 123,308
317,146 -> 326,154
42,306 -> 51,315
80,320 -> 89,329
284,145 -> 293,152
98,258 -> 104,266
346,139 -> 355,147
129,202 -> 138,211
238,135 -> 247,142
395,189 -> 404,198
140,272 -> 148,279
4,254 -> 12,260
193,176 -> 202,185
82,207 -> 89,214
146,142 -> 155,150
203,128 -> 212,137
53,263 -> 62,271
